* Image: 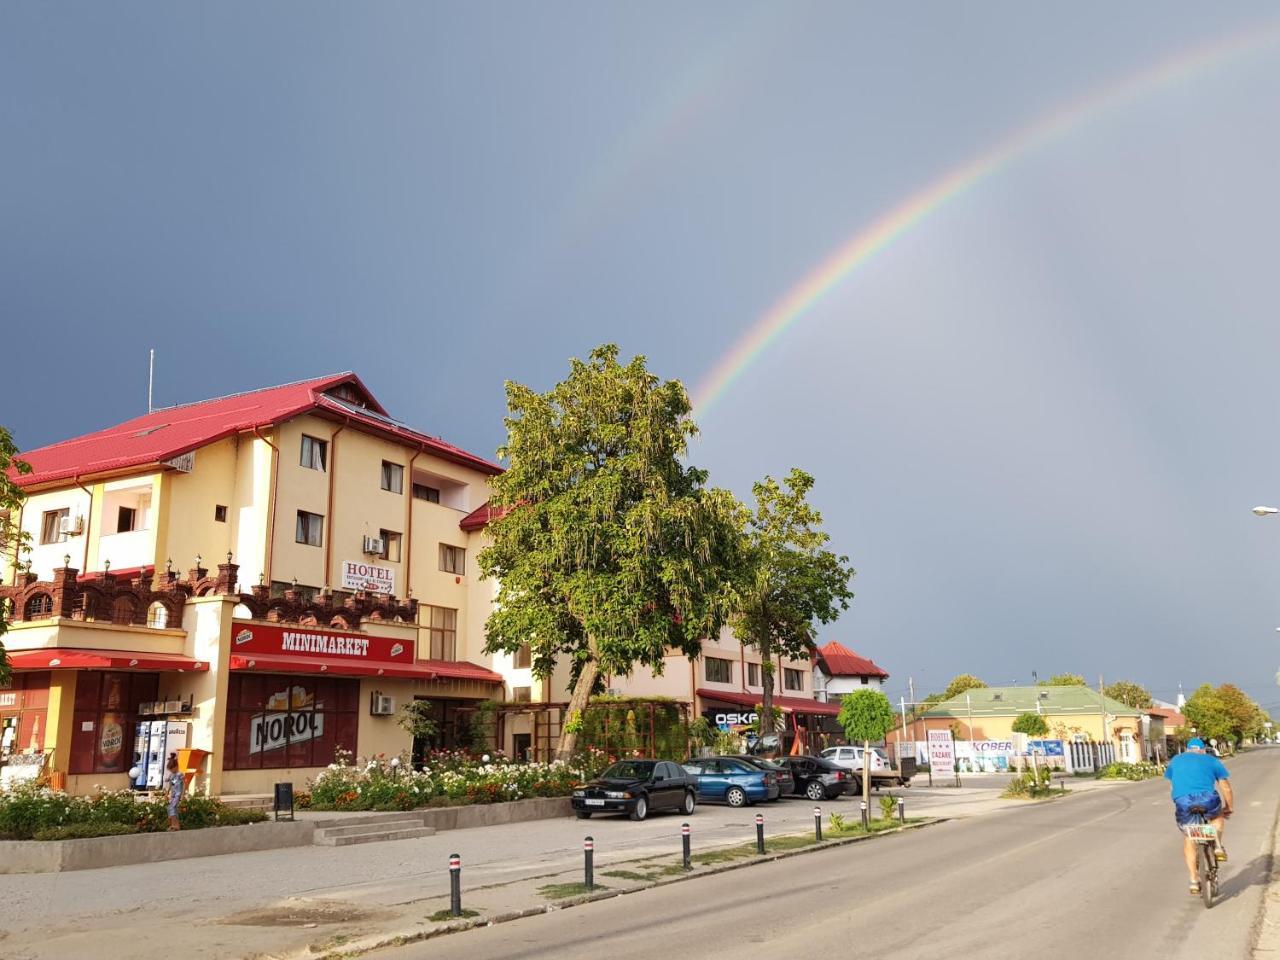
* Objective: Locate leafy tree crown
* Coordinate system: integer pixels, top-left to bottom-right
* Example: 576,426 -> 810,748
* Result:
837,690 -> 896,742
1011,712 -> 1049,736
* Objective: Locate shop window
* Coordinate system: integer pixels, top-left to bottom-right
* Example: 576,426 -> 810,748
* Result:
69,672 -> 158,774
379,530 -> 402,563
514,643 -> 532,669
296,510 -> 324,547
40,509 -> 69,545
214,504 -> 228,523
424,606 -> 457,661
705,657 -> 732,684
784,668 -> 804,691
300,435 -> 327,471
412,483 -> 440,503
747,662 -> 761,687
381,461 -> 404,494
439,544 -> 465,575
222,674 -> 359,771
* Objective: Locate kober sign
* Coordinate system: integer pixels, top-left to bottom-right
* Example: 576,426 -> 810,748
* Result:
231,621 -> 413,664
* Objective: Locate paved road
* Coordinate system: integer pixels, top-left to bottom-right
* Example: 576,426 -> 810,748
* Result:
385,750 -> 1279,960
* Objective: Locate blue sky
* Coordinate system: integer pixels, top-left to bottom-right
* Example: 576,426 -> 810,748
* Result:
4,2 -> 1280,708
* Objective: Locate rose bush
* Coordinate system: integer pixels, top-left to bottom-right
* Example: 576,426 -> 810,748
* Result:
305,747 -> 616,811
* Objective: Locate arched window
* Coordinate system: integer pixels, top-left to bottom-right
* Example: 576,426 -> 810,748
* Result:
111,596 -> 136,625
24,594 -> 53,619
146,602 -> 169,629
232,603 -> 254,620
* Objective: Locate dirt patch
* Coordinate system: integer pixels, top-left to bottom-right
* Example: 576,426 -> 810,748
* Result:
218,900 -> 390,928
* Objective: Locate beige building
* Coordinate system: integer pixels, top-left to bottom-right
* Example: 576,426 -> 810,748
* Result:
0,373 -> 546,796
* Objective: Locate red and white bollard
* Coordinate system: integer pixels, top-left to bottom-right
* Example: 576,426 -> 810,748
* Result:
681,822 -> 691,870
584,835 -> 595,890
755,813 -> 765,854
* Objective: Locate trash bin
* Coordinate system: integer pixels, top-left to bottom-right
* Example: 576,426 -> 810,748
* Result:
274,782 -> 295,821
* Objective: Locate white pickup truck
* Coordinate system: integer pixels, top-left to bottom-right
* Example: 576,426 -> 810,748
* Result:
821,745 -> 912,791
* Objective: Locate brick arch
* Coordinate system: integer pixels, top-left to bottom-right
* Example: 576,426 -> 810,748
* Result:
111,595 -> 138,625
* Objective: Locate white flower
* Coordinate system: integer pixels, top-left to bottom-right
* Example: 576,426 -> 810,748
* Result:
482,754 -> 490,763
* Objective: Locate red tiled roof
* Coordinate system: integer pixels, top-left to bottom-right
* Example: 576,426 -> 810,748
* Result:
815,641 -> 888,678
696,688 -> 842,716
419,659 -> 505,684
13,373 -> 502,489
459,501 -> 514,531
1149,706 -> 1187,726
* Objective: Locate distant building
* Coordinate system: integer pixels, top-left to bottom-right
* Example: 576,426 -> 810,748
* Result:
811,641 -> 888,702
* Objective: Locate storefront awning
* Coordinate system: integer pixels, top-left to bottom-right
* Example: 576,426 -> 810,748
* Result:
229,653 -> 439,679
419,660 -> 505,684
696,688 -> 842,716
8,648 -> 209,672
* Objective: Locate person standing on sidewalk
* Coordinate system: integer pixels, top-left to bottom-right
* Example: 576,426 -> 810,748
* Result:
1165,737 -> 1232,895
164,754 -> 184,831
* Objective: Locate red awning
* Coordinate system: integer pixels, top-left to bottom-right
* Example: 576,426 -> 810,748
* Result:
8,648 -> 208,672
696,688 -> 842,716
229,653 -> 439,680
419,660 -> 504,684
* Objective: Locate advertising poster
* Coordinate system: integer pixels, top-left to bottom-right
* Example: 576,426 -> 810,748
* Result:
927,729 -> 955,772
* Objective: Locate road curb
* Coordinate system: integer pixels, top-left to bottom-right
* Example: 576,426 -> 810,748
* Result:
1250,792 -> 1280,957
303,817 -> 946,959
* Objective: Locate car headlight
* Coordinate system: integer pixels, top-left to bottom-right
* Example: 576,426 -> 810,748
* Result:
573,790 -> 586,797
605,791 -> 629,799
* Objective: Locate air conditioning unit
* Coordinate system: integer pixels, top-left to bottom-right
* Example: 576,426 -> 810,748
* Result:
59,515 -> 84,536
370,693 -> 395,716
362,535 -> 385,556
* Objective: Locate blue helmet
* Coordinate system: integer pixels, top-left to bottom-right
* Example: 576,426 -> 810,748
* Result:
1187,737 -> 1206,750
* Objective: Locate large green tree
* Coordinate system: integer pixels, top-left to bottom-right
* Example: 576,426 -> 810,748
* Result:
0,427 -> 30,685
838,689 -> 896,814
1011,712 -> 1049,736
1039,673 -> 1087,687
1104,680 -> 1153,710
478,346 -> 744,759
942,675 -> 987,700
733,469 -> 854,742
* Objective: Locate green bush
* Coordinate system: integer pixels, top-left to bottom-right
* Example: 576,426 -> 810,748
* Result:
216,807 -> 268,826
879,794 -> 898,821
33,822 -> 141,841
1097,761 -> 1160,781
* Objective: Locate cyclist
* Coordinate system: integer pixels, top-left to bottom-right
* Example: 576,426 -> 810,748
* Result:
1165,737 -> 1233,895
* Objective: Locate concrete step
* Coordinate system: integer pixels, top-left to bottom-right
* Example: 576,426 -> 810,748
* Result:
314,826 -> 436,847
217,794 -> 274,812
309,812 -> 430,829
316,818 -> 427,839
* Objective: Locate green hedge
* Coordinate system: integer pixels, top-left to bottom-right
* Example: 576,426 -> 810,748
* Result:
578,697 -> 688,759
32,822 -> 142,841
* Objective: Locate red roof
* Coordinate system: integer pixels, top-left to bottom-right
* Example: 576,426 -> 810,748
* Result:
9,648 -> 208,672
696,688 -> 842,716
459,501 -> 514,531
1149,706 -> 1187,726
815,641 -> 888,679
14,372 -> 501,489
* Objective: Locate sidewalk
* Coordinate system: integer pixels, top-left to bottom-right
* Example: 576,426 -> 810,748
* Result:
0,777 -> 1130,960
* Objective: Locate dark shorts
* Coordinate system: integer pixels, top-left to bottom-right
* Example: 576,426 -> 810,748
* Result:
1173,791 -> 1221,827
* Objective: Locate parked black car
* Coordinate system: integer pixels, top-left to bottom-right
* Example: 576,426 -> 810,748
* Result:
572,759 -> 698,821
733,755 -> 795,799
775,755 -> 855,800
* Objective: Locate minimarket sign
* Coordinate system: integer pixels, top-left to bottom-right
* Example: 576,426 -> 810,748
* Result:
231,621 -> 413,664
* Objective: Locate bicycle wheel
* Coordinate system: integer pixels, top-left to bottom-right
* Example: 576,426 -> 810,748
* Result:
1200,844 -> 1215,908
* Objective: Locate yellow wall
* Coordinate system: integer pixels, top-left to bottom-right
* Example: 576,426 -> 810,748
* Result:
157,438 -> 239,577
12,486 -> 92,580
3,618 -> 188,655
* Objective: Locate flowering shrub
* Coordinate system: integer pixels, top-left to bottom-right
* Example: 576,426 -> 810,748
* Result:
0,782 -> 264,840
306,748 -> 611,811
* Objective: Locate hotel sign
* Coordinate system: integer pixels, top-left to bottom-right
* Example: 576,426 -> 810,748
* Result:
927,729 -> 956,772
231,621 -> 413,664
340,559 -> 395,595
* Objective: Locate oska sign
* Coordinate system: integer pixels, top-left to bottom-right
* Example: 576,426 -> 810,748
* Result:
703,708 -> 759,728
231,621 -> 413,664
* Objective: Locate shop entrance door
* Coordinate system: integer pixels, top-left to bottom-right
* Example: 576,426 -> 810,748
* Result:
410,697 -> 473,764
512,733 -> 531,762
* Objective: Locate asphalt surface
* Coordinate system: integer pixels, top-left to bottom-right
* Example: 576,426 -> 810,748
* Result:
384,749 -> 1280,960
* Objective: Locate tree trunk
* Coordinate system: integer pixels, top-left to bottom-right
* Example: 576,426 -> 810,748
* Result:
760,637 -> 776,746
555,659 -> 599,761
862,738 -> 872,822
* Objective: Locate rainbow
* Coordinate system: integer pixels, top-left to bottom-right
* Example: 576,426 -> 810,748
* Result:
692,23 -> 1280,414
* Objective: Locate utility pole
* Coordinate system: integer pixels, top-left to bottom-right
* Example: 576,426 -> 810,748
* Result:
908,676 -> 915,709
1098,674 -> 1107,763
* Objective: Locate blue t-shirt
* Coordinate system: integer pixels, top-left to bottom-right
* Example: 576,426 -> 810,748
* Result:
1164,752 -> 1229,799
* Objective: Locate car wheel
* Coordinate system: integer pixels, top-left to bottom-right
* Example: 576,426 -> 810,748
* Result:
850,776 -> 862,795
806,781 -> 825,801
630,795 -> 649,821
726,786 -> 748,808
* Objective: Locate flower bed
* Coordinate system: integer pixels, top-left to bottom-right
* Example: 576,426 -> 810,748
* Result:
1096,761 -> 1161,781
306,747 -> 614,812
0,782 -> 267,841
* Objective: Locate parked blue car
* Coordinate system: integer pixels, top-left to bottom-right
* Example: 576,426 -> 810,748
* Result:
682,757 -> 778,807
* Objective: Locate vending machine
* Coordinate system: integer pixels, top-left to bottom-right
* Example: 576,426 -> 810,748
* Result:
163,721 -> 189,767
131,721 -> 153,789
144,721 -> 167,788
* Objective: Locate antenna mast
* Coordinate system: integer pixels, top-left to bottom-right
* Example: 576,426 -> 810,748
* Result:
148,349 -> 155,413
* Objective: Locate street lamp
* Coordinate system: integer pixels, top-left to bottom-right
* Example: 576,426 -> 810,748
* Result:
1254,506 -> 1280,517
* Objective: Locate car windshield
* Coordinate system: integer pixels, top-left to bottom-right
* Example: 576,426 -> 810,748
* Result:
601,761 -> 655,780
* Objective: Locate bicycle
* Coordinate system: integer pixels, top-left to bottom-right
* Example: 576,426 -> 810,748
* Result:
1183,805 -> 1220,909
